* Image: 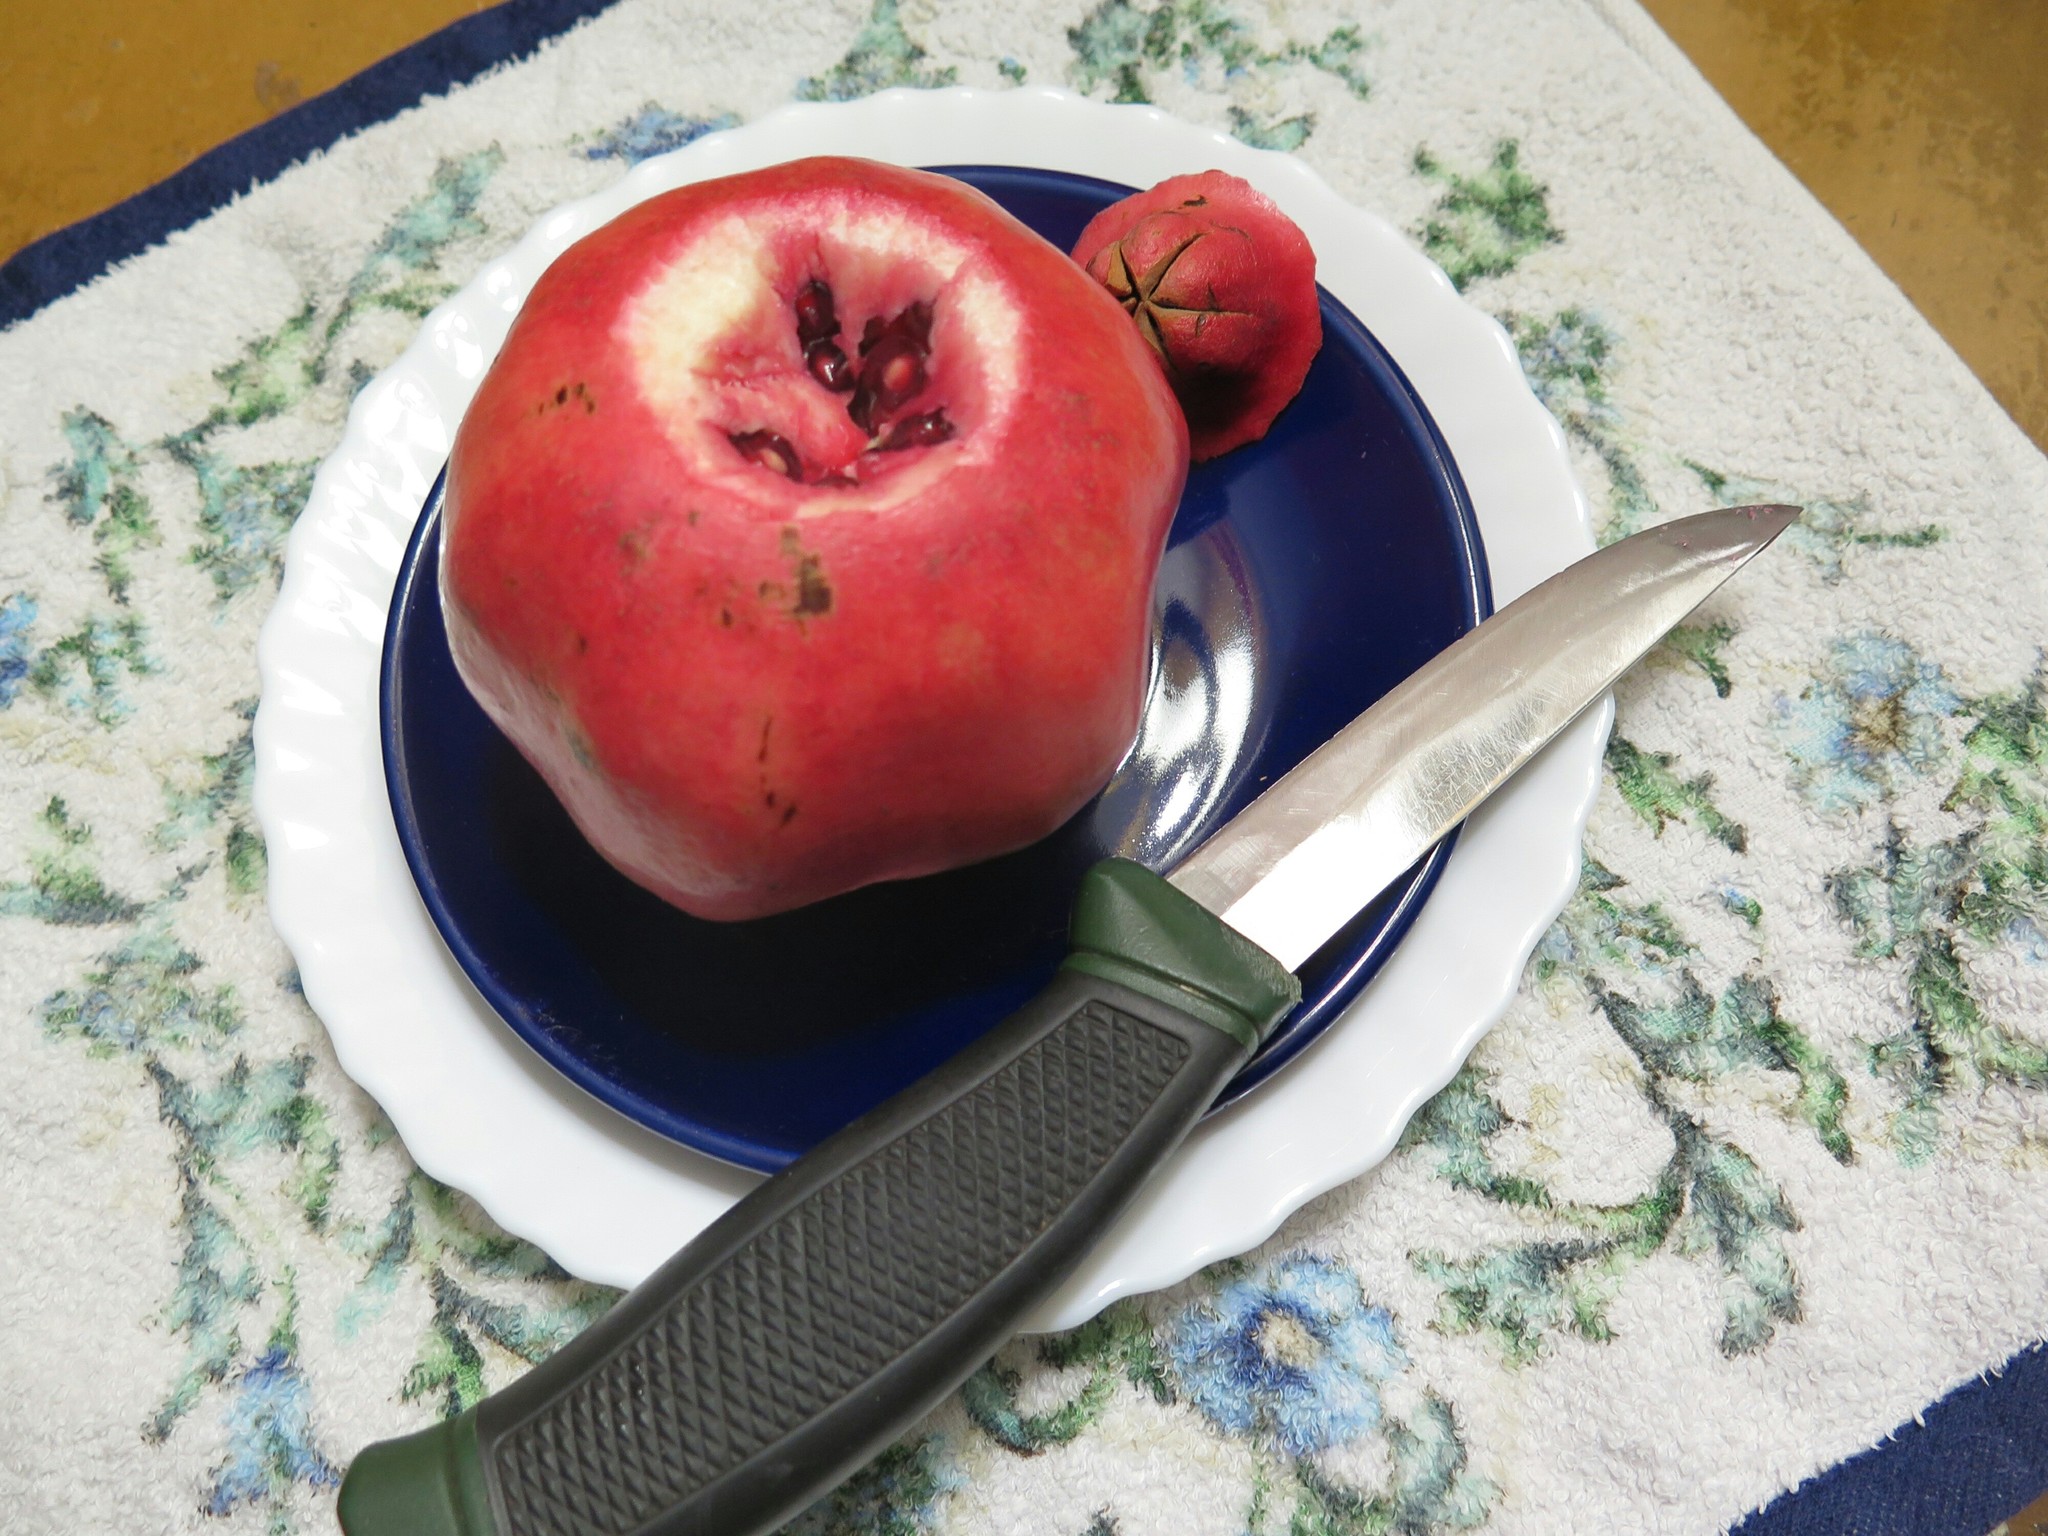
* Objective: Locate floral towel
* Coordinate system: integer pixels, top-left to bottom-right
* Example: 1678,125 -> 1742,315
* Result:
3,1 -> 2045,1533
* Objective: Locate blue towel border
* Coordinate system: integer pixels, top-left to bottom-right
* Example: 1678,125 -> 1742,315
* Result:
1732,1343 -> 2046,1536
0,0 -> 615,327
3,4 -> 2043,1532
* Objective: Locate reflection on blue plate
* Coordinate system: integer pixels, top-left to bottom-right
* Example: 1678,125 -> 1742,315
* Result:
381,165 -> 1489,1174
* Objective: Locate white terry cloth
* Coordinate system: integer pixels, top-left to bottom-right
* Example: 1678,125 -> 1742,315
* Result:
1,2 -> 2044,1533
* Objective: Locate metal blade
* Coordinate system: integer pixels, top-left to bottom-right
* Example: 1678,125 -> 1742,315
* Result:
1167,503 -> 1801,969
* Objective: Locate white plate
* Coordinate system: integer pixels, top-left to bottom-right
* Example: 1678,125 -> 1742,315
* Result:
253,86 -> 1599,1331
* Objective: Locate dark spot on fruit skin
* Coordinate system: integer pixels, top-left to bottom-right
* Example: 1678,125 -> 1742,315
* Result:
781,804 -> 798,826
793,556 -> 832,617
619,527 -> 652,566
688,509 -> 701,527
575,633 -> 588,654
777,526 -> 835,620
756,717 -> 792,820
719,608 -> 733,627
540,381 -> 596,415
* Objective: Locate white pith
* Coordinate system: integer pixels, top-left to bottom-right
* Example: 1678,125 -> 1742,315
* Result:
621,197 -> 1023,512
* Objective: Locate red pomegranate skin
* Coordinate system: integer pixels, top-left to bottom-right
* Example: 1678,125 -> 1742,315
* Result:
1072,170 -> 1321,461
441,158 -> 1189,921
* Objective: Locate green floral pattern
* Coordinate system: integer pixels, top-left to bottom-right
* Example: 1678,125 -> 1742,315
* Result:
1387,143 -> 2045,1376
800,0 -> 961,101
1412,142 -> 1560,292
1408,860 -> 1845,1363
8,146 -> 614,1532
1065,0 -> 1370,150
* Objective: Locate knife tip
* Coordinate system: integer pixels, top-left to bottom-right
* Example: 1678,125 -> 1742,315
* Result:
1644,503 -> 1803,568
1688,502 -> 1802,559
1742,502 -> 1804,537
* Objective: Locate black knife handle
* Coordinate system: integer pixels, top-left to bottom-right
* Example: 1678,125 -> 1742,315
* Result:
337,859 -> 1299,1536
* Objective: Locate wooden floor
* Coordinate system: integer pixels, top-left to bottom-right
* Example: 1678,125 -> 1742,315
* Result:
1636,0 -> 2047,452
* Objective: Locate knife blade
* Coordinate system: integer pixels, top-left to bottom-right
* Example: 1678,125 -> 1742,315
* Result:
338,502 -> 1800,1536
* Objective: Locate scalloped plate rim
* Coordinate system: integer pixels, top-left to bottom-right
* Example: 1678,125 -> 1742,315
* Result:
252,85 -> 1600,1332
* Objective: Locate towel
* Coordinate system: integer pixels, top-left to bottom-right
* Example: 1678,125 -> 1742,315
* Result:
2,1 -> 2044,1532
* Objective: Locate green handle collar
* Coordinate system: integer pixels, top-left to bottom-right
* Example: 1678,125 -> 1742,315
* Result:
337,1407 -> 495,1536
1061,858 -> 1300,1055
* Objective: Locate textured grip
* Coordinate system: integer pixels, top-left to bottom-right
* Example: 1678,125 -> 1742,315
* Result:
472,970 -> 1246,1536
337,860 -> 1300,1536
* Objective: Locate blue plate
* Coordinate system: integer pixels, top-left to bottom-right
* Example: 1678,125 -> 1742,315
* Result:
381,166 -> 1490,1173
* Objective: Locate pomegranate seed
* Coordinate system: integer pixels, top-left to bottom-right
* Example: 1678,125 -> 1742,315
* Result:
806,340 -> 854,392
876,410 -> 955,451
880,350 -> 920,395
848,334 -> 926,433
843,299 -> 942,434
895,300 -> 934,351
729,429 -> 803,480
794,280 -> 837,345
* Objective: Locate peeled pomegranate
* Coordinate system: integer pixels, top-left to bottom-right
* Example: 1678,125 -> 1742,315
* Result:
1072,170 -> 1321,461
441,158 -> 1189,921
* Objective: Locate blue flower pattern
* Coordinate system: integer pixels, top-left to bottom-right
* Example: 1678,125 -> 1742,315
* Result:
0,592 -> 36,706
1167,1254 -> 1405,1457
1777,632 -> 1962,811
584,105 -> 741,165
205,1345 -> 341,1519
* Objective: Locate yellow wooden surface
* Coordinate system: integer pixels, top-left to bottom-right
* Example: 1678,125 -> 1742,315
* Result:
3,0 -> 2042,451
2009,1489 -> 2048,1534
0,0 -> 487,258
1635,0 -> 2047,451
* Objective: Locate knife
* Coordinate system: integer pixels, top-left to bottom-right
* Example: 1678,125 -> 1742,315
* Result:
338,502 -> 1800,1536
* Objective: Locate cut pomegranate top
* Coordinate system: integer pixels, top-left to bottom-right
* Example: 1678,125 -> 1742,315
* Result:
622,193 -> 1023,512
439,158 -> 1193,918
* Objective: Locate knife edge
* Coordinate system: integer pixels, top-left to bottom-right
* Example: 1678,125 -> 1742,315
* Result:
1168,503 -> 1801,969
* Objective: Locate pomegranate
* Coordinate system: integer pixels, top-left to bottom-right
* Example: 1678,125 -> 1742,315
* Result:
441,158 -> 1188,921
1072,170 -> 1321,461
